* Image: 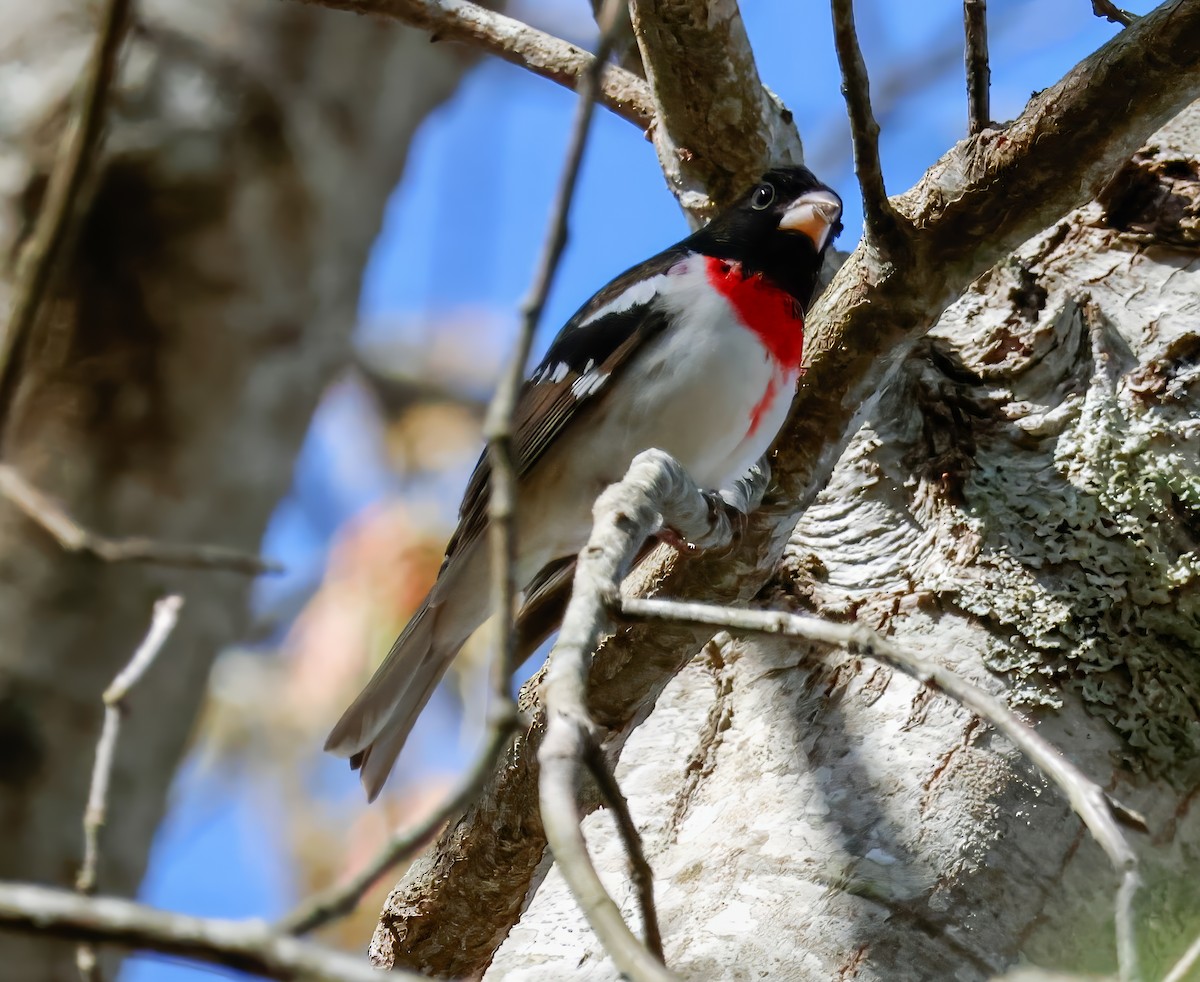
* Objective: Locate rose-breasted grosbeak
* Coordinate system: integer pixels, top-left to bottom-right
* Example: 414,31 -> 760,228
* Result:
328,166 -> 843,800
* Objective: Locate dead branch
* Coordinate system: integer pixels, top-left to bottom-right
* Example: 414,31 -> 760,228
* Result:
964,0 -> 990,134
482,0 -> 629,680
539,450 -> 769,982
0,0 -> 131,435
629,0 -> 804,223
0,881 -> 430,982
0,465 -> 281,575
75,596 -> 184,980
371,7 -> 1200,975
287,0 -> 631,948
290,0 -> 653,128
581,741 -> 664,961
487,4 -> 675,975
277,713 -> 519,936
1163,929 -> 1200,982
1092,0 -> 1137,26
830,0 -> 904,252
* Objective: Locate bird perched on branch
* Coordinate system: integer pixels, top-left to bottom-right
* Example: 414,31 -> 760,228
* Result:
327,166 -> 843,800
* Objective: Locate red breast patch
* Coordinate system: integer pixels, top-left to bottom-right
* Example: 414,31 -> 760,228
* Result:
704,256 -> 804,370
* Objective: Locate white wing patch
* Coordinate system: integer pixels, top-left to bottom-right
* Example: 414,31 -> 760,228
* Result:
533,361 -> 571,384
577,272 -> 672,328
570,370 -> 609,398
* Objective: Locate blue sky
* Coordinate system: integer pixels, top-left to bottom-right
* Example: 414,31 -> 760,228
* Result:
122,2 -> 1149,978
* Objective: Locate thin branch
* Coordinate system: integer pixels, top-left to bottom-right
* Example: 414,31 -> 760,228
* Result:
481,0 -> 629,679
0,881 -> 429,982
481,2 -> 670,974
1092,0 -> 1137,27
290,0 -> 653,129
964,0 -> 990,134
75,596 -> 183,980
373,7 -> 1200,974
1114,867 -> 1142,982
0,465 -> 281,575
830,0 -> 905,251
582,742 -> 664,962
0,0 -> 132,435
615,595 -> 1146,982
276,709 -> 519,935
539,450 -> 770,982
1162,928 -> 1200,982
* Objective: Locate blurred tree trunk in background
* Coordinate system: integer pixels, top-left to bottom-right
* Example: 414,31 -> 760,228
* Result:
477,106 -> 1200,981
0,1 -> 472,977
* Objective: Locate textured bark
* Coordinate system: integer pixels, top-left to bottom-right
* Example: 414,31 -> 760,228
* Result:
0,2 -> 471,977
371,6 -> 1200,974
487,106 -> 1200,981
629,0 -> 804,223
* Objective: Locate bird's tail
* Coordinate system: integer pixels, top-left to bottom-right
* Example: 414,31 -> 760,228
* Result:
324,546 -> 487,801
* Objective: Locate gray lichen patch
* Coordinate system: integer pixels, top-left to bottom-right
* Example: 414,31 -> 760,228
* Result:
784,179 -> 1200,782
953,290 -> 1200,775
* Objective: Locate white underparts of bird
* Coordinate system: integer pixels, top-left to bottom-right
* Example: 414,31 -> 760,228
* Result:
327,166 -> 844,801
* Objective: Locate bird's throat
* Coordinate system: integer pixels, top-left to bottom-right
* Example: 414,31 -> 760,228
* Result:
704,256 -> 804,371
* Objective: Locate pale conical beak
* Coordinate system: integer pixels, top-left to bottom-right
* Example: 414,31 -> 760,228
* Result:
779,189 -> 843,251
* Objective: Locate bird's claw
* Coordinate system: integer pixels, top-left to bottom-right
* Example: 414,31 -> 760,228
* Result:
656,526 -> 700,554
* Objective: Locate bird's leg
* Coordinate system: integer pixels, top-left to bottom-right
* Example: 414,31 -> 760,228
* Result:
672,456 -> 773,554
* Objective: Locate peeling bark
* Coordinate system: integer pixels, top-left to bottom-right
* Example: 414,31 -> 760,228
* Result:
0,2 -> 471,977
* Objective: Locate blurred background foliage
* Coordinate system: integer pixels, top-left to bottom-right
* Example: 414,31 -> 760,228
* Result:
118,0 -> 1149,976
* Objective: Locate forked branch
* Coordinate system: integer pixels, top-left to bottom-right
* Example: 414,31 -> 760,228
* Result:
0,465 -> 280,575
374,2 -> 1200,975
539,451 -> 769,982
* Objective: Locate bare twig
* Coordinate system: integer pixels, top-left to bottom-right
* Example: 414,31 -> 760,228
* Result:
1162,928 -> 1200,982
964,0 -> 990,134
75,596 -> 183,980
539,450 -> 769,982
0,881 -> 429,982
1114,867 -> 1142,982
830,0 -> 904,251
582,743 -> 664,961
1092,0 -> 1137,27
373,7 -> 1200,974
277,711 -> 519,935
481,0 -> 629,678
0,465 -> 280,575
0,0 -> 132,435
291,0 -> 654,128
481,2 -> 673,974
616,595 -> 1145,982
281,0 -> 635,954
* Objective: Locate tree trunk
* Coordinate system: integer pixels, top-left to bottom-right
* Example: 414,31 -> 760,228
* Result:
0,2 -> 471,977
485,104 -> 1200,982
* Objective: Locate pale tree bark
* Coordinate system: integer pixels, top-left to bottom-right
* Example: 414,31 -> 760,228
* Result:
486,104 -> 1200,980
367,3 -> 1200,977
0,1 -> 473,977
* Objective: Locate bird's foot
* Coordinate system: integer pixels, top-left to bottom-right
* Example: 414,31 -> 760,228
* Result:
656,526 -> 700,554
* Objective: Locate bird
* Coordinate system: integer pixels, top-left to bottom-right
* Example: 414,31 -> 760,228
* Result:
327,165 -> 843,800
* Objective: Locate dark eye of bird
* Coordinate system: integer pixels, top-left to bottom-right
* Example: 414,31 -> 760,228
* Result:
751,183 -> 775,210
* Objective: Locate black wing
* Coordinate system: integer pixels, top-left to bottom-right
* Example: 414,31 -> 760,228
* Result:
441,246 -> 687,567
